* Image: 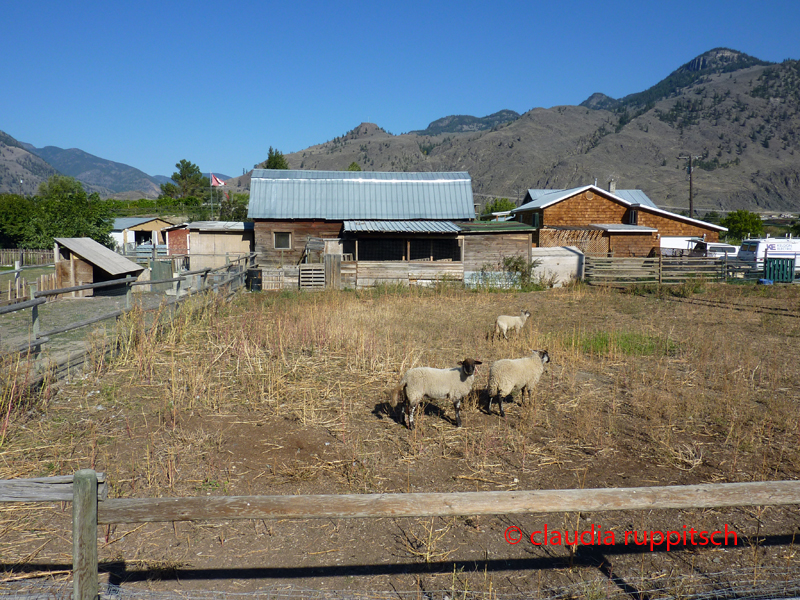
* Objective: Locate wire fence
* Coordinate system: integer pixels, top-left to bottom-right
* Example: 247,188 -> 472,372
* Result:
3,567 -> 800,600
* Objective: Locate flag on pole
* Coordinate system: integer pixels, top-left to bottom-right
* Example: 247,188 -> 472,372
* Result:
211,173 -> 226,187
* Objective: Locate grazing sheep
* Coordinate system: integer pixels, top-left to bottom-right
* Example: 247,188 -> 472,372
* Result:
390,358 -> 483,429
492,309 -> 531,341
487,350 -> 550,417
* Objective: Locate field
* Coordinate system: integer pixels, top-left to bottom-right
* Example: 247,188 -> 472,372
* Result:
2,282 -> 800,598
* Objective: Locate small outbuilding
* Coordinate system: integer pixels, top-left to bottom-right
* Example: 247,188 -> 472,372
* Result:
54,238 -> 145,297
111,217 -> 173,252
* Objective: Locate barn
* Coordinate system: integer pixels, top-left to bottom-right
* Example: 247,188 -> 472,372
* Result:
248,170 -> 534,288
512,184 -> 727,257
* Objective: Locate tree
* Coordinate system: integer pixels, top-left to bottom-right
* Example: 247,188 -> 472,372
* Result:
219,192 -> 250,221
25,175 -> 114,248
481,198 -> 517,218
0,194 -> 35,247
347,161 -> 362,171
262,147 -> 289,170
720,210 -> 763,241
162,159 -> 209,199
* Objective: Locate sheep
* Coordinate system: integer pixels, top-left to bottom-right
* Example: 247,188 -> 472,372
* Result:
487,350 -> 550,417
389,358 -> 483,429
492,309 -> 531,341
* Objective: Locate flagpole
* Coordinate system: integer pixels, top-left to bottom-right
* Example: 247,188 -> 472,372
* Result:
210,173 -> 214,220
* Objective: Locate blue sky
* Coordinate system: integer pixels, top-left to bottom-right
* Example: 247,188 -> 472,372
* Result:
4,0 -> 798,179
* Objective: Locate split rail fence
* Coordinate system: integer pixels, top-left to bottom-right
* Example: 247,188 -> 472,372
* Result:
1,471 -> 799,600
0,253 -> 256,383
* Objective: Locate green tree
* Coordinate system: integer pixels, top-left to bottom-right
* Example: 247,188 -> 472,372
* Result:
0,194 -> 35,247
262,147 -> 289,170
25,175 -> 114,248
720,209 -> 763,241
347,161 -> 362,171
481,198 -> 517,218
162,159 -> 209,199
218,192 -> 250,221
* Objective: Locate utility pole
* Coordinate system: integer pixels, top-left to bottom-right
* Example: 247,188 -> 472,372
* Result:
677,155 -> 701,218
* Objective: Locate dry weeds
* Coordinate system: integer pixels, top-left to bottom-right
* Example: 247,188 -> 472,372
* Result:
1,282 -> 799,596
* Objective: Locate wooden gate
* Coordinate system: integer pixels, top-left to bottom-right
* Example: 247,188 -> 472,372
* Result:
299,264 -> 325,290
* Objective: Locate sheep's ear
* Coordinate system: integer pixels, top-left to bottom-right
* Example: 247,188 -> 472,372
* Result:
474,360 -> 483,365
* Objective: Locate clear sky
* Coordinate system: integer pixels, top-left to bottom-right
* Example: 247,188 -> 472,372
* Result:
4,0 -> 798,179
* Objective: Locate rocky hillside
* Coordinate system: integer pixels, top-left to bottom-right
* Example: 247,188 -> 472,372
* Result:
229,49 -> 800,214
24,145 -> 163,198
0,130 -> 58,196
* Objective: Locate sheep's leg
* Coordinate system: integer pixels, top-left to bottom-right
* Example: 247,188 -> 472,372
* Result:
404,402 -> 414,429
454,399 -> 462,427
498,395 -> 505,418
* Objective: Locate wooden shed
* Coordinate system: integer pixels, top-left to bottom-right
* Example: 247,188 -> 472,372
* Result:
54,238 -> 144,297
513,185 -> 726,257
111,218 -> 173,252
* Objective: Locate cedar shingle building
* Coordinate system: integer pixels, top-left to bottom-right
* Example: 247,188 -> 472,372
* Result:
512,185 -> 727,257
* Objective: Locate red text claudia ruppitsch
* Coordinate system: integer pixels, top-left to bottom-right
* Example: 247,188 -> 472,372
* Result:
504,524 -> 738,551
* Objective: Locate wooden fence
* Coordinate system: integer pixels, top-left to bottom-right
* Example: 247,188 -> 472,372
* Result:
583,256 -> 762,286
0,248 -> 54,267
2,470 -> 799,600
0,254 -> 256,381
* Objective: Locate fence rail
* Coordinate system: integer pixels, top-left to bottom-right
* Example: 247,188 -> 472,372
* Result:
0,248 -> 54,266
583,256 -> 763,286
1,471 -> 800,600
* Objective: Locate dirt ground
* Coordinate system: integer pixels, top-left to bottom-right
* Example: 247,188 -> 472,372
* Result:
2,283 -> 800,598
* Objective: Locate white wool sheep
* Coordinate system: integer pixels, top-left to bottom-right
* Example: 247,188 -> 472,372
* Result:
487,350 -> 550,417
492,309 -> 531,341
390,358 -> 483,429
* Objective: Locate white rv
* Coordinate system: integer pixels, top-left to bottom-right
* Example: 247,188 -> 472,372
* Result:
737,236 -> 800,271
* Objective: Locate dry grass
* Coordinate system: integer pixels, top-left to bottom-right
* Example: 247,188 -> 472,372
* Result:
2,282 -> 800,595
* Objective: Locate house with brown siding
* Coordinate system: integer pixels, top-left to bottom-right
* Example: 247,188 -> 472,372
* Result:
247,170 -> 534,288
512,185 -> 726,257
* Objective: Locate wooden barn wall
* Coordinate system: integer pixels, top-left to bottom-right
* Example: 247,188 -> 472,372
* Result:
638,212 -> 721,242
462,234 -> 531,271
56,256 -> 94,297
254,221 -> 343,266
608,233 -> 659,257
341,261 -> 463,289
542,191 -> 628,226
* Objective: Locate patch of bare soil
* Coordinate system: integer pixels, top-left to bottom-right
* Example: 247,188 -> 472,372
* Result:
2,284 -> 800,598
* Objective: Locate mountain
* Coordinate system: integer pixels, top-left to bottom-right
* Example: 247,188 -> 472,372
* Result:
24,145 -> 163,198
0,130 -> 59,196
226,49 -> 800,214
410,110 -> 520,136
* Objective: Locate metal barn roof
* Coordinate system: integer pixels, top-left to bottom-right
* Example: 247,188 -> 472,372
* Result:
248,170 -> 475,220
343,220 -> 462,234
113,217 -> 163,231
54,238 -> 145,276
515,186 -> 658,211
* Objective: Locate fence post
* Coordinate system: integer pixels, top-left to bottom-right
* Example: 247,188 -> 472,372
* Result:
73,469 -> 98,600
658,253 -> 663,286
126,280 -> 133,310
30,283 -> 40,337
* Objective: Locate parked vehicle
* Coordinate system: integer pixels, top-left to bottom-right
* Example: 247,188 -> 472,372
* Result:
736,236 -> 800,271
689,241 -> 740,259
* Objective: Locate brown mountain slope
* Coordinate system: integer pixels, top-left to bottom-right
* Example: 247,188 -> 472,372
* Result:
230,59 -> 800,214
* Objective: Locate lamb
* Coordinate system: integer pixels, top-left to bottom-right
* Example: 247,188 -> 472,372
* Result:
389,358 -> 483,429
492,309 -> 531,341
487,350 -> 550,417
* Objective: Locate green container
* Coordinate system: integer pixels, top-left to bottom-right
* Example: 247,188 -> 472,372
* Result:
763,257 -> 796,283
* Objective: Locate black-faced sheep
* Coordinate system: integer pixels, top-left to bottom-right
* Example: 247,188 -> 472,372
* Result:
390,358 -> 483,429
492,309 -> 531,341
487,350 -> 550,417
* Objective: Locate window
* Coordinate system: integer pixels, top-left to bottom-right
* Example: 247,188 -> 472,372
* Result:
628,209 -> 638,225
274,232 -> 291,250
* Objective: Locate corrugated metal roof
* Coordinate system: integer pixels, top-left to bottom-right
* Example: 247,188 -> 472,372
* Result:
249,170 -> 474,220
590,224 -> 659,233
55,238 -> 145,276
343,220 -> 462,234
113,217 -> 162,231
458,221 -> 535,233
514,185 -> 658,211
186,221 -> 254,231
